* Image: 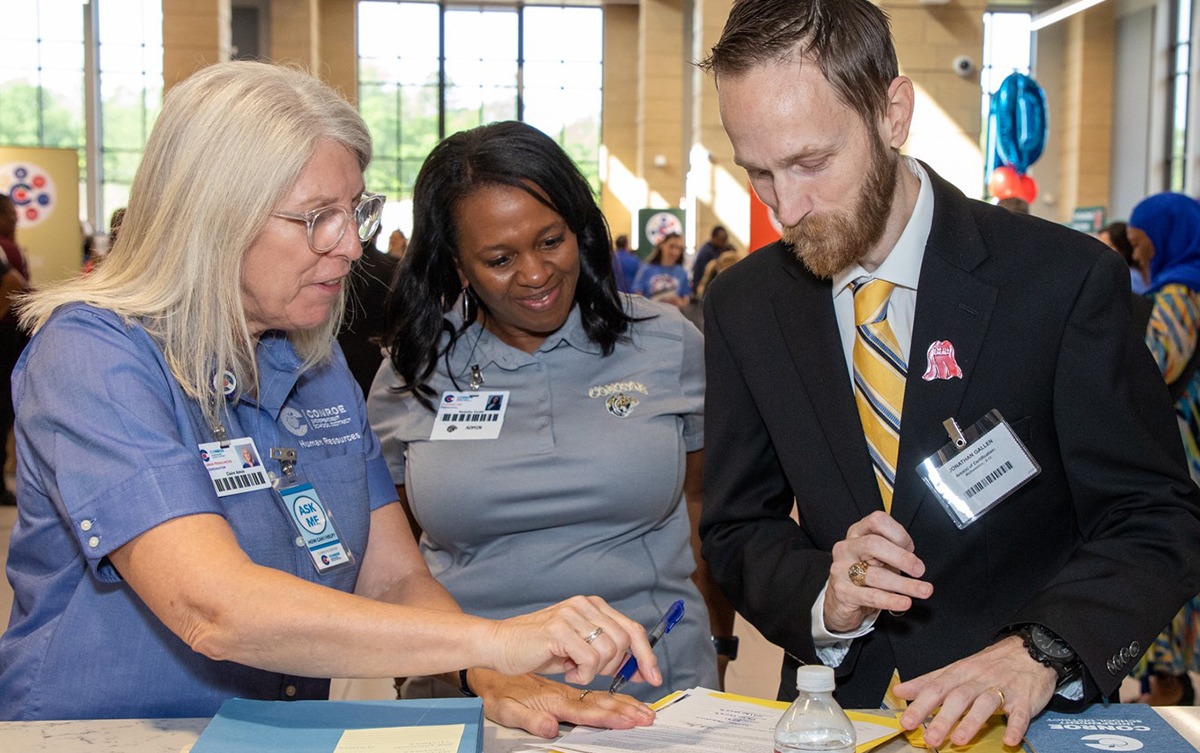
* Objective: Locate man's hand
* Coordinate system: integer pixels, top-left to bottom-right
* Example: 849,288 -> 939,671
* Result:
466,669 -> 655,738
893,635 -> 1058,748
824,511 -> 932,632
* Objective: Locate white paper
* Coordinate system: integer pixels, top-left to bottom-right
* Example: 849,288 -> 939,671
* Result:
532,688 -> 900,753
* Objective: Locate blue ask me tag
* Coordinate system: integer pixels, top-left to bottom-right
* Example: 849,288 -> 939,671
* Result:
280,482 -> 352,573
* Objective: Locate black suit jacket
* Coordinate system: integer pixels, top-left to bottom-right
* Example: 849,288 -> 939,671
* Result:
700,165 -> 1200,708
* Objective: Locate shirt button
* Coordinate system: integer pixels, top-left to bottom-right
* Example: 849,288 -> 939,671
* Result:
295,536 -> 304,547
284,684 -> 297,697
80,520 -> 93,532
88,536 -> 100,548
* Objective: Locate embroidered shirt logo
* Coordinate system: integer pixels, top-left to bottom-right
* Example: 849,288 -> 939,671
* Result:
588,380 -> 648,399
281,407 -> 309,437
606,393 -> 639,417
589,380 -> 647,418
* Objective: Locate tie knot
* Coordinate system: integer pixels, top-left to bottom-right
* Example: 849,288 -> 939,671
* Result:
852,278 -> 896,327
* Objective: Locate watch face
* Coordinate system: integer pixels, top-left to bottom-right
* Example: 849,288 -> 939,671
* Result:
1030,625 -> 1075,660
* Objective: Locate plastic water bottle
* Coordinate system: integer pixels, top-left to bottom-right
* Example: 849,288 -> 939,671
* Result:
773,665 -> 856,753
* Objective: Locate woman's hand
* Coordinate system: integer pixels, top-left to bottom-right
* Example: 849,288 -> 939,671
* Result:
466,669 -> 655,738
488,595 -> 661,687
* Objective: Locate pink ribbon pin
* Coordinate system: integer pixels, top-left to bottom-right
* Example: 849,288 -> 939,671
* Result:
921,340 -> 963,381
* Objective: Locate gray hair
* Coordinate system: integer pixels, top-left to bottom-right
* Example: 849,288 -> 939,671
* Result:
19,61 -> 372,426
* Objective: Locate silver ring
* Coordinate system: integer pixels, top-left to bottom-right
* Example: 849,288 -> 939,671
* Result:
584,626 -> 604,644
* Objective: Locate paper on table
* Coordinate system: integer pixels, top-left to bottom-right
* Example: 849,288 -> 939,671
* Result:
529,687 -> 901,753
334,723 -> 465,753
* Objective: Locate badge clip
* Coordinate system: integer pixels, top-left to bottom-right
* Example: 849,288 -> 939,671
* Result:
270,447 -> 298,485
943,417 -> 967,448
469,364 -> 485,390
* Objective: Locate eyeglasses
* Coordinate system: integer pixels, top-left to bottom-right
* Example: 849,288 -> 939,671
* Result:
271,192 -> 386,253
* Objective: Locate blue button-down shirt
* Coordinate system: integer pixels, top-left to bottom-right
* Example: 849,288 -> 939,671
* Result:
0,303 -> 396,720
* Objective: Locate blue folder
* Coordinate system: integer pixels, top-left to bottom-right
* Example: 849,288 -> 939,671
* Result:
190,697 -> 483,753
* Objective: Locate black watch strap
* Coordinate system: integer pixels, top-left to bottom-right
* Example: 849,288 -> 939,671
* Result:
458,668 -> 477,697
1012,624 -> 1081,684
712,635 -> 739,660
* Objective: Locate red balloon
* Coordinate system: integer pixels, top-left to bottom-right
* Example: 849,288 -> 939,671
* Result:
1017,174 -> 1038,203
988,166 -> 1022,199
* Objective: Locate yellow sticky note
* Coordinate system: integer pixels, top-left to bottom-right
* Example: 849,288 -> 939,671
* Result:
936,715 -> 1022,753
333,723 -> 464,753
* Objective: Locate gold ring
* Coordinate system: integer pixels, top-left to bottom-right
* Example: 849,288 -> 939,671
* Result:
987,686 -> 1006,708
583,626 -> 604,644
848,561 -> 869,587
579,689 -> 592,702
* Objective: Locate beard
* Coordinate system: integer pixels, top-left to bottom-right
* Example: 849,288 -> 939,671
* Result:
780,134 -> 899,280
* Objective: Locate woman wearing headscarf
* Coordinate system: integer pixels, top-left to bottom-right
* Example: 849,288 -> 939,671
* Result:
1126,192 -> 1200,705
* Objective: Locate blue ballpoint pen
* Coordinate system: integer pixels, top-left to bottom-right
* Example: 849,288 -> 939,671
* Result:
608,599 -> 686,694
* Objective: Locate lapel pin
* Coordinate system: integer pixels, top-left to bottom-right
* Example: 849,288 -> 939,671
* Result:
922,340 -> 963,381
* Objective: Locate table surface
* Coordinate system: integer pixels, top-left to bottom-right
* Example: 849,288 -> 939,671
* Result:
3,706 -> 1200,752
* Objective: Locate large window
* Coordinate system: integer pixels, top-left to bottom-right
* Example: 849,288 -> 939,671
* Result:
980,11 -> 1033,194
0,0 -> 162,234
1167,0 -> 1191,191
358,0 -> 603,227
0,1 -> 87,209
96,0 -> 163,223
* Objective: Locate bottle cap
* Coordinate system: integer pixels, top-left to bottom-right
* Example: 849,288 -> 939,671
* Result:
795,665 -> 836,692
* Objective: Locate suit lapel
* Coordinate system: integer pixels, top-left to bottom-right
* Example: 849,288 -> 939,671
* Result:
771,262 -> 884,520
891,169 -> 998,530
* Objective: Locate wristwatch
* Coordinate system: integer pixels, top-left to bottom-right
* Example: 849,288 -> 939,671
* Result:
1011,624 -> 1081,685
711,635 -> 739,661
458,668 -> 477,697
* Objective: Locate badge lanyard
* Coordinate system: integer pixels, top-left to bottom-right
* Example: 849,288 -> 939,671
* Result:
916,409 -> 1040,529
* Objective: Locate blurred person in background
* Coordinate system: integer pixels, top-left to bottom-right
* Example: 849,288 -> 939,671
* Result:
0,194 -> 30,506
1126,193 -> 1200,706
631,232 -> 690,309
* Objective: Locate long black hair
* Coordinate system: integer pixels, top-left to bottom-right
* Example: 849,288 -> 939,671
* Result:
381,121 -> 637,407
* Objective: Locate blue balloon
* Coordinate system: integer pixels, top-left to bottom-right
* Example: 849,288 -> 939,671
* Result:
991,73 -> 1048,174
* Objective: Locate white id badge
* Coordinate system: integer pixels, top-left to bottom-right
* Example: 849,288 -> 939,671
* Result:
916,409 -> 1040,529
278,481 -> 354,574
198,438 -> 272,497
430,391 -> 509,440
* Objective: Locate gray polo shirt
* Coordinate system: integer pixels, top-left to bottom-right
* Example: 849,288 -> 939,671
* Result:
367,294 -> 717,698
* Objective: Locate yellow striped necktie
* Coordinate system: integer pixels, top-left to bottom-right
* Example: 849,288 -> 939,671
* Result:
851,278 -> 906,513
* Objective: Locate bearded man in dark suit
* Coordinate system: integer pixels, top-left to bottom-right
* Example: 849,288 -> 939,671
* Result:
698,0 -> 1200,748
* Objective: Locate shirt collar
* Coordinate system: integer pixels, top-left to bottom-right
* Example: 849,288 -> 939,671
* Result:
832,157 -> 933,296
236,331 -> 303,416
445,302 -> 601,376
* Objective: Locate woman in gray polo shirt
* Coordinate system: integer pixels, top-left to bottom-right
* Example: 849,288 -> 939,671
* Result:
367,121 -> 730,702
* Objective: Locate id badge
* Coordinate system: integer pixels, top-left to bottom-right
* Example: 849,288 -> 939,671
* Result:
430,391 -> 509,440
916,409 -> 1040,529
198,438 -> 272,497
271,449 -> 354,574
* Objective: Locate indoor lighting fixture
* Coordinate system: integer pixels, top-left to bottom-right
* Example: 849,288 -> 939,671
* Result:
1030,0 -> 1108,31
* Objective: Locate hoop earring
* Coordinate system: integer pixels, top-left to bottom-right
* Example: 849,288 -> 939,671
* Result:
460,285 -> 473,322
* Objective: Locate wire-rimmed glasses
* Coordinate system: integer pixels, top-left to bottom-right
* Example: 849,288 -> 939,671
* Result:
271,191 -> 386,253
